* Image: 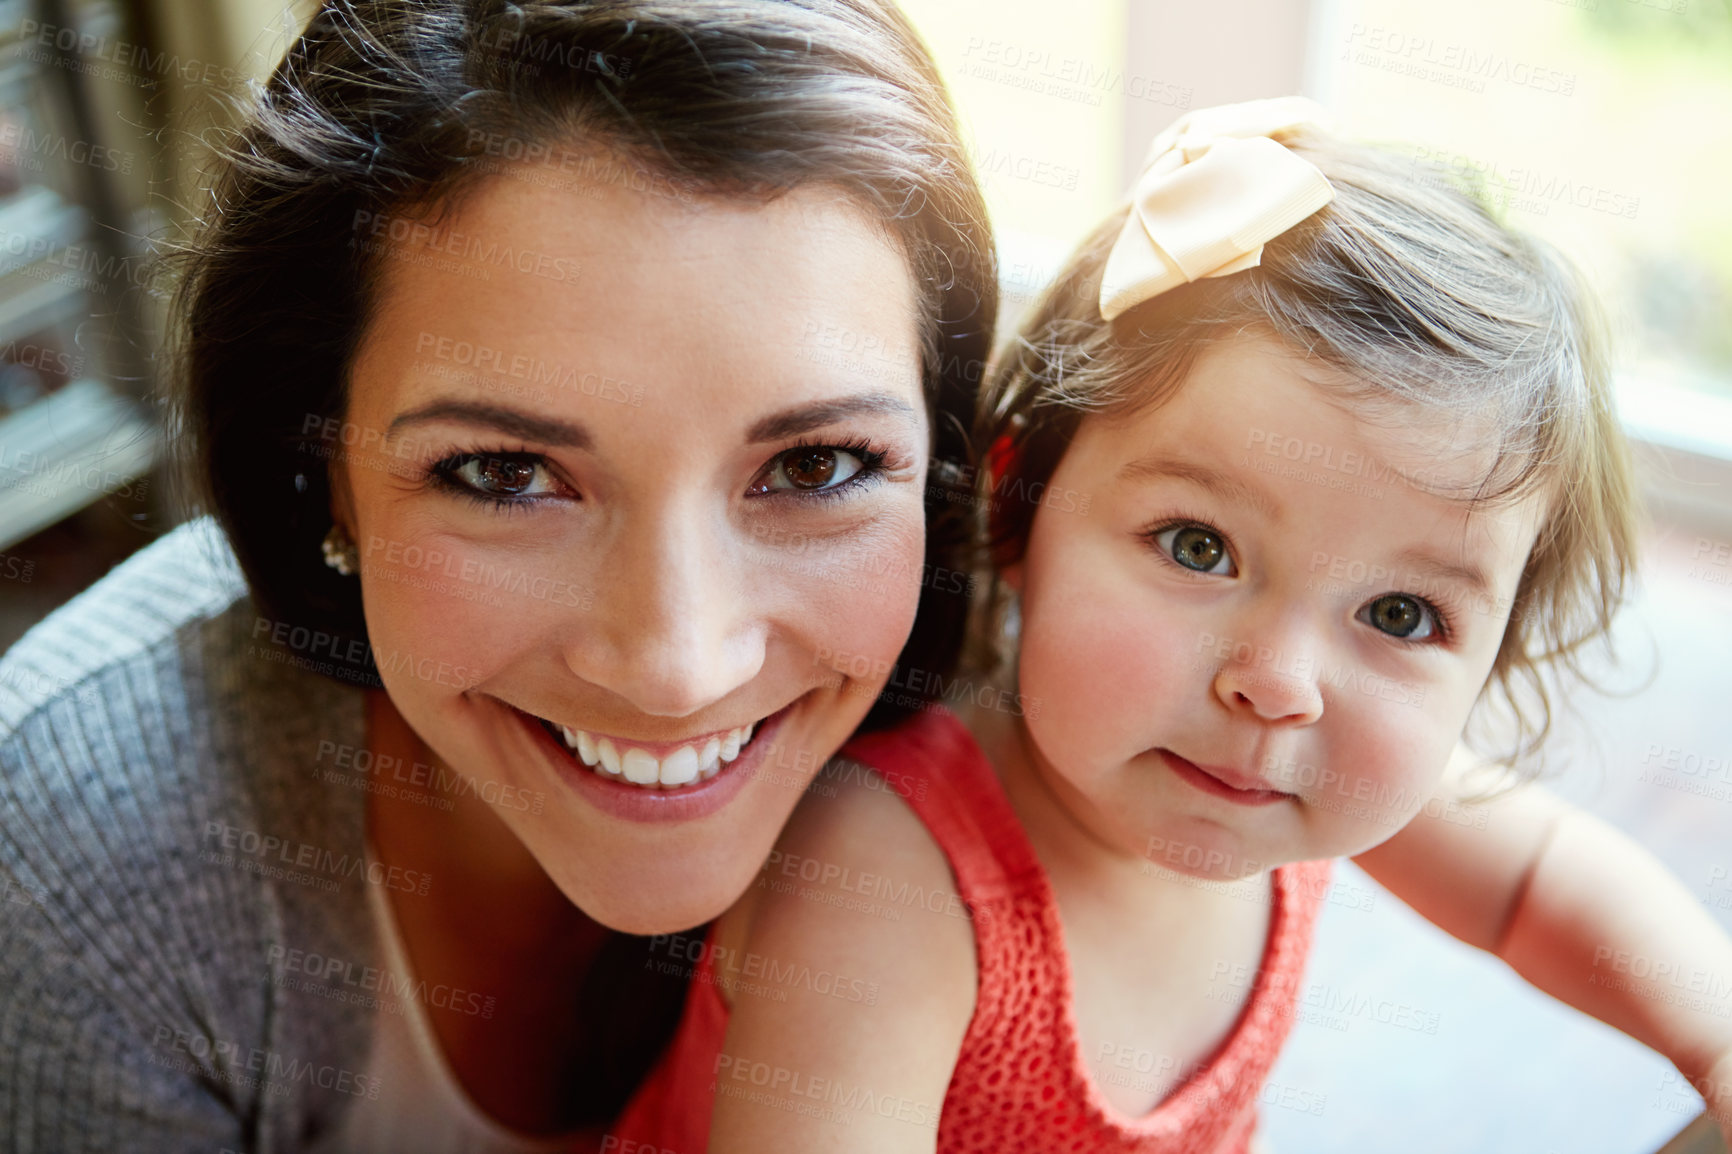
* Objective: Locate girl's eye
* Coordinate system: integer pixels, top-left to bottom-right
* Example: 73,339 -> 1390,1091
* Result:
441,453 -> 560,499
750,445 -> 871,495
1358,593 -> 1439,641
1153,523 -> 1236,576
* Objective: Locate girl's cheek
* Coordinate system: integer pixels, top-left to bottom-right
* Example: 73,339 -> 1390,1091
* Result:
1019,546 -> 1196,768
1303,700 -> 1464,853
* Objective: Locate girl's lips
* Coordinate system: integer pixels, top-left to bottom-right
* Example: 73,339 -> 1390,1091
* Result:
515,699 -> 799,824
1158,749 -> 1293,807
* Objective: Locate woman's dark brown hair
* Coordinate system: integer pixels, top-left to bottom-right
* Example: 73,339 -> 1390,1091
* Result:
166,0 -> 994,1122
171,0 -> 996,731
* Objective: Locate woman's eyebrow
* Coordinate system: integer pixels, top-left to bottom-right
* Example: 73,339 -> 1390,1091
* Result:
386,400 -> 592,447
745,393 -> 919,444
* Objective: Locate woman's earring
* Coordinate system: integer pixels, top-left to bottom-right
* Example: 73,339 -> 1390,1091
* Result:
321,524 -> 359,576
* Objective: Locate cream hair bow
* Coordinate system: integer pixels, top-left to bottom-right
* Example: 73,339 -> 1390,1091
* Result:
1099,96 -> 1337,321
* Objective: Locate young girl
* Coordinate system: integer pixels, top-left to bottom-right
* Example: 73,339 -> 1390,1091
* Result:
609,99 -> 1732,1152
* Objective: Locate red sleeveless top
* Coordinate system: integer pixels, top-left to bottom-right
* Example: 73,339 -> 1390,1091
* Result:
608,708 -> 1332,1153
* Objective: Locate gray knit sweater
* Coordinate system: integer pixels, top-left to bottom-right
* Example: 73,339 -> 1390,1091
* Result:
0,519 -> 381,1152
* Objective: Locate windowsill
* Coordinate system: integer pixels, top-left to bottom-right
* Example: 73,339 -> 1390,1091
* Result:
1619,373 -> 1732,461
1619,374 -> 1732,537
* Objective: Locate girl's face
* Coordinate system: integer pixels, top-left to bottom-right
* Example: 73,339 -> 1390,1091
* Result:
1010,333 -> 1548,880
334,170 -> 929,932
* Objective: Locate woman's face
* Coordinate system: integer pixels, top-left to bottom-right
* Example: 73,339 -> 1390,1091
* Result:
333,166 -> 929,933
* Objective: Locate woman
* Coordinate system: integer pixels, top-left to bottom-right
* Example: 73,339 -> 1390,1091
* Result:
0,1 -> 994,1149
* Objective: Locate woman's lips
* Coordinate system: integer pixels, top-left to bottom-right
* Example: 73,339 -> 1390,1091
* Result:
514,700 -> 798,824
1158,749 -> 1293,807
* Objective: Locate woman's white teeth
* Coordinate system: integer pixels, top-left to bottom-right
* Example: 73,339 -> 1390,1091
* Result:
660,745 -> 700,787
555,721 -> 758,788
622,748 -> 659,785
560,726 -> 600,767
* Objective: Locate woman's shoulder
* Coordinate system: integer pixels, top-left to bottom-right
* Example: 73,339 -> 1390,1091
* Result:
0,515 -> 373,899
0,516 -> 379,1147
0,515 -> 375,853
0,517 -> 247,732
0,514 -> 371,763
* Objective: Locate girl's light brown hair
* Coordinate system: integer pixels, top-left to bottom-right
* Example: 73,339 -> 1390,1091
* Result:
977,128 -> 1640,775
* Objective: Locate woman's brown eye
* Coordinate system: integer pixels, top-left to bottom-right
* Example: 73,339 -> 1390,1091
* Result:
782,448 -> 839,489
476,457 -> 535,494
755,446 -> 867,494
449,454 -> 555,498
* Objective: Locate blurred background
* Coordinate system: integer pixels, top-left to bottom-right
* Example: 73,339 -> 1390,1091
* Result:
0,0 -> 1727,1149
0,0 -> 313,642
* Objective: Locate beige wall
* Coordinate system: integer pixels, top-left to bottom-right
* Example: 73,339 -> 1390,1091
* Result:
893,0 -> 1313,322
137,0 -> 318,221
895,0 -> 1128,252
1122,0 -> 1314,191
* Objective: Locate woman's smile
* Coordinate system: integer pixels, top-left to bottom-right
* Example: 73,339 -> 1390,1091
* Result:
545,713 -> 762,786
505,696 -> 802,823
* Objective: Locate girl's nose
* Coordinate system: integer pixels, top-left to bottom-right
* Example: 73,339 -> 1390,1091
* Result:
1211,622 -> 1325,726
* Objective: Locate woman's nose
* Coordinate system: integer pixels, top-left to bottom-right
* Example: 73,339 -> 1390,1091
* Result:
1210,613 -> 1325,726
563,510 -> 766,717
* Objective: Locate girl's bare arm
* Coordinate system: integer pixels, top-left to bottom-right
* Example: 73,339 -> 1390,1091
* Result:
1357,752 -> 1732,1139
709,770 -> 977,1153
